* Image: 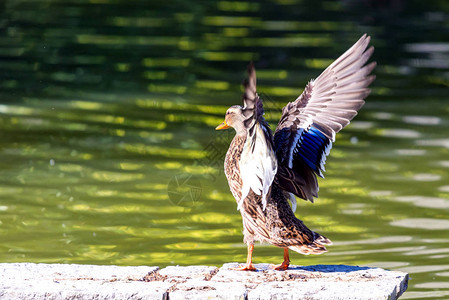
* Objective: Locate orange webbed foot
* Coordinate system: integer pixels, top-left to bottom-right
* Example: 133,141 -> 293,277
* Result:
270,248 -> 290,271
269,261 -> 289,271
231,263 -> 257,271
232,244 -> 257,271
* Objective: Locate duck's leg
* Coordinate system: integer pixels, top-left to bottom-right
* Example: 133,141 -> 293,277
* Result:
270,248 -> 290,271
231,244 -> 256,271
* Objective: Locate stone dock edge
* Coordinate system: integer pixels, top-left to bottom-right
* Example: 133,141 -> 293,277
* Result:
0,263 -> 409,299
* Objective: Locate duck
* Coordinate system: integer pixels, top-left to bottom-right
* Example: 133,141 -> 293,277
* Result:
216,34 -> 376,271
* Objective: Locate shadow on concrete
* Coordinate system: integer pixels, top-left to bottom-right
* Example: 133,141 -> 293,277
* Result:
289,264 -> 373,273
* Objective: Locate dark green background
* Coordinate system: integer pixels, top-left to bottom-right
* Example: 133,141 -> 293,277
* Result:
1,1 -> 449,298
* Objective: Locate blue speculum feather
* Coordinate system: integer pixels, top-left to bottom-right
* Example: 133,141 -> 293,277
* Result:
293,126 -> 331,177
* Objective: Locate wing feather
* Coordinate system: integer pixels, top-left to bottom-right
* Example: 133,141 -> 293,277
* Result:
274,34 -> 376,202
238,63 -> 278,210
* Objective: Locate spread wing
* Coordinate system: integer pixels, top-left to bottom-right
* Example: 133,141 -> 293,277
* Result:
241,62 -> 263,131
239,63 -> 277,210
274,34 -> 376,202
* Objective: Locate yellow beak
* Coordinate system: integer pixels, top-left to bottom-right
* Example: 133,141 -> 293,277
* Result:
215,120 -> 230,130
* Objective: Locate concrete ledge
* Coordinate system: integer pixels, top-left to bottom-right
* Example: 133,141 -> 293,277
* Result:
0,263 -> 408,299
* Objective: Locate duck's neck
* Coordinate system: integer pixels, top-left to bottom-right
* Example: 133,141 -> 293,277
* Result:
234,126 -> 247,137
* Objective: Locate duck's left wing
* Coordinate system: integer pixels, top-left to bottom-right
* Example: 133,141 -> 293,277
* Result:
239,63 -> 277,210
273,34 -> 376,202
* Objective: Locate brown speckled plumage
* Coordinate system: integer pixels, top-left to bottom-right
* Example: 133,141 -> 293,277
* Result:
225,139 -> 330,254
224,135 -> 245,202
217,35 -> 375,270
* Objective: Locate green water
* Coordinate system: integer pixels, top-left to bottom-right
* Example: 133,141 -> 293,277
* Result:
1,0 -> 449,298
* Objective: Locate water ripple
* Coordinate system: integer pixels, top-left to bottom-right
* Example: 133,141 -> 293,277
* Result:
393,196 -> 449,209
379,129 -> 421,139
439,186 -> 449,192
403,115 -> 441,125
391,218 -> 449,230
417,139 -> 449,149
411,173 -> 441,182
395,149 -> 427,156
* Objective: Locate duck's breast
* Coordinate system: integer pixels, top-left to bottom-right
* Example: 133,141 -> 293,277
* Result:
224,135 -> 246,204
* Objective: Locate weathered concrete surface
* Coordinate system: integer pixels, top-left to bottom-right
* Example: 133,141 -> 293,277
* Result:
215,263 -> 409,299
0,263 -> 408,299
218,264 -> 408,300
168,280 -> 248,300
0,263 -> 167,300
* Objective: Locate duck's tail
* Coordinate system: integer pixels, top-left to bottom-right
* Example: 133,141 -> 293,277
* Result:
288,231 -> 333,255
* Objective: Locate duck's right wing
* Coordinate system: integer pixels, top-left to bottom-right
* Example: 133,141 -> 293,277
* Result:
273,34 -> 376,202
239,63 -> 277,211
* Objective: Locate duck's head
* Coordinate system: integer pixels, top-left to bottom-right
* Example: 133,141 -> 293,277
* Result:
216,105 -> 247,135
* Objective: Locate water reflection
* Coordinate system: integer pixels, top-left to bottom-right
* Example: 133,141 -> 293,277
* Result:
393,196 -> 449,209
378,128 -> 421,139
417,139 -> 449,149
439,186 -> 449,192
391,218 -> 449,230
403,116 -> 441,126
395,149 -> 426,156
1,0 -> 449,298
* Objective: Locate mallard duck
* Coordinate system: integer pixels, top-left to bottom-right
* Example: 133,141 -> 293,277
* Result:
216,34 -> 376,271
